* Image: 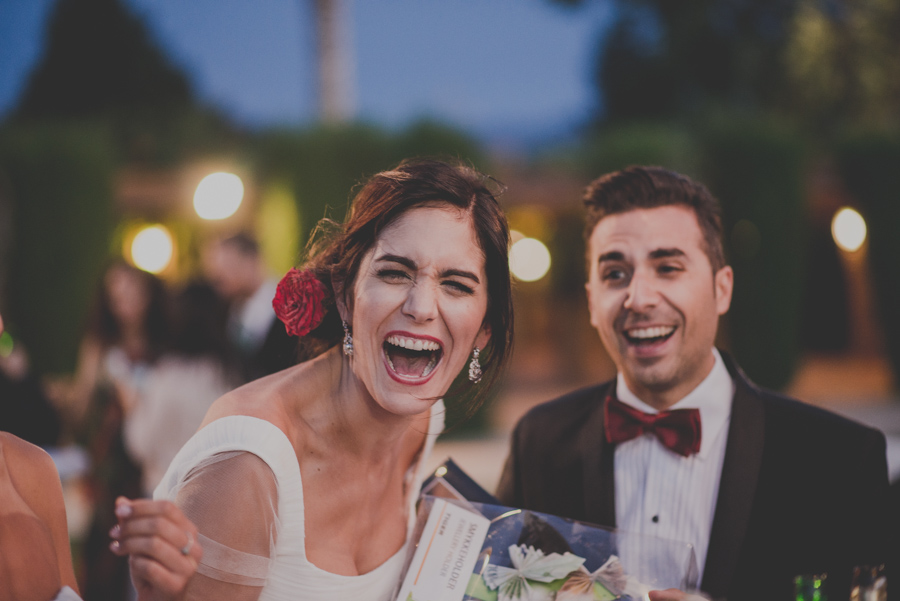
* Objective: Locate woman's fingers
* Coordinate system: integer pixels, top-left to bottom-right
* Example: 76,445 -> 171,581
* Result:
112,498 -> 201,557
113,514 -> 189,551
111,496 -> 202,595
130,555 -> 188,596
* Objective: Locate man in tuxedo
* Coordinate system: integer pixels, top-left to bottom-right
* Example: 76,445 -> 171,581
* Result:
496,166 -> 888,600
203,233 -> 296,382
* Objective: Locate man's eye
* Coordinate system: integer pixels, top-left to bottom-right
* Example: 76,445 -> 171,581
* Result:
658,264 -> 682,275
601,268 -> 626,282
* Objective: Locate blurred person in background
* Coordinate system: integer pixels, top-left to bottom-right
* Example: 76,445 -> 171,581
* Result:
0,311 -> 201,601
47,260 -> 168,600
0,326 -> 62,448
123,280 -> 238,496
203,232 -> 296,382
49,260 -> 167,427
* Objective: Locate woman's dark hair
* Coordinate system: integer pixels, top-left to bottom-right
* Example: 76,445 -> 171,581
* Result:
299,158 -> 513,416
88,260 -> 167,361
166,280 -> 231,364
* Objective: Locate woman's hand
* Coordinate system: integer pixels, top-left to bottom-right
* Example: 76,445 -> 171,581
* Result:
110,497 -> 202,601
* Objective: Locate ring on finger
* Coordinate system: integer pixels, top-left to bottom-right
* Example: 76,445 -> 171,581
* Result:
180,531 -> 194,556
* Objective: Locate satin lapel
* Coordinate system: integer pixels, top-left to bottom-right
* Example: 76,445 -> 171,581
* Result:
580,385 -> 617,527
700,362 -> 765,598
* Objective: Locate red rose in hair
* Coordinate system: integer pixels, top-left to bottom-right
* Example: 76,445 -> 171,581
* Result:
272,268 -> 328,337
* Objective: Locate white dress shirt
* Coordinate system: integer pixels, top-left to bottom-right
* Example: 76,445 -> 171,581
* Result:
231,279 -> 279,353
614,348 -> 734,585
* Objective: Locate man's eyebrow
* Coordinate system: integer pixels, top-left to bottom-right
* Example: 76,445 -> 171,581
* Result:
649,248 -> 686,260
597,251 -> 625,263
375,254 -> 416,269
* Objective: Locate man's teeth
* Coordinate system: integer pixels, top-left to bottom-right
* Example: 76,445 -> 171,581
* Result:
627,326 -> 675,340
386,335 -> 441,351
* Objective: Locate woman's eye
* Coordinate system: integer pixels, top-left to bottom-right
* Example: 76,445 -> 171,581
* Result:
377,269 -> 410,282
443,280 -> 474,295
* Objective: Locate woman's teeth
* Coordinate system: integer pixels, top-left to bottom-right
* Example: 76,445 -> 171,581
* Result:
385,334 -> 441,352
384,335 -> 442,378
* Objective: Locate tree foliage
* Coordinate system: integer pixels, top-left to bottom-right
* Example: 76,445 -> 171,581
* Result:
783,0 -> 900,133
554,0 -> 900,131
15,0 -> 193,121
595,0 -> 798,122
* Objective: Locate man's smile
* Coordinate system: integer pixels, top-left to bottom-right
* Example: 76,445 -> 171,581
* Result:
622,325 -> 676,346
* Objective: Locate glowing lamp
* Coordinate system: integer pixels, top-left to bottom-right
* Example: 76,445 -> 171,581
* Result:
831,207 -> 867,252
131,225 -> 174,274
509,237 -> 551,282
194,172 -> 244,220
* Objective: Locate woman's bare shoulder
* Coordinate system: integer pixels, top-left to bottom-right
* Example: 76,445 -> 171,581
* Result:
0,434 -> 71,556
0,433 -> 57,487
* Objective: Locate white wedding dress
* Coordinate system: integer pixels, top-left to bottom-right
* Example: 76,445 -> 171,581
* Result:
154,402 -> 444,601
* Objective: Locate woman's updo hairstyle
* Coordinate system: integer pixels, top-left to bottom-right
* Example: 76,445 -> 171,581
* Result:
298,158 -> 513,414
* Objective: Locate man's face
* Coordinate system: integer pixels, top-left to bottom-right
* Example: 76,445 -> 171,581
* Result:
203,244 -> 255,300
585,205 -> 733,409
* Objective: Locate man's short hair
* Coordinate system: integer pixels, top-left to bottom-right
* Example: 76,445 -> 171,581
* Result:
583,166 -> 726,272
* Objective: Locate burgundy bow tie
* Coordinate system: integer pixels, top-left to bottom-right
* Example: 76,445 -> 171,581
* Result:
604,396 -> 702,457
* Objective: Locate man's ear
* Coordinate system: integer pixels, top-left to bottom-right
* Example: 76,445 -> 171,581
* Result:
714,266 -> 734,316
585,281 -> 599,330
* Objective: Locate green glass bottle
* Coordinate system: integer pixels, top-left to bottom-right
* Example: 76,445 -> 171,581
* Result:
794,573 -> 828,601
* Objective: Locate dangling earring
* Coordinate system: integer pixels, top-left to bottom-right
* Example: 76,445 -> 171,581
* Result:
468,347 -> 482,384
342,320 -> 354,356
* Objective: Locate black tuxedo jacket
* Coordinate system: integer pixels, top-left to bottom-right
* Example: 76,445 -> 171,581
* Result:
496,353 -> 889,600
241,317 -> 298,382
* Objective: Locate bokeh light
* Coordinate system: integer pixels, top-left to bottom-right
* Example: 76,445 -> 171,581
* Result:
509,237 -> 551,282
831,207 -> 867,252
131,225 -> 174,273
193,172 -> 244,220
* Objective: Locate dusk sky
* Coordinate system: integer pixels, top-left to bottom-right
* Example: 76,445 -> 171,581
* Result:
0,0 -> 614,149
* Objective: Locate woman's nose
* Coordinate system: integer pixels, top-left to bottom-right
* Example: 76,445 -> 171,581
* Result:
402,283 -> 439,323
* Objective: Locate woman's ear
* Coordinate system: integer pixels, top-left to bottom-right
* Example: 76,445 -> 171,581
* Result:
331,275 -> 350,323
474,323 -> 491,352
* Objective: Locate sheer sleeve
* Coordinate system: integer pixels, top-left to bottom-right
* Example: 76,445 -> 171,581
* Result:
171,451 -> 280,601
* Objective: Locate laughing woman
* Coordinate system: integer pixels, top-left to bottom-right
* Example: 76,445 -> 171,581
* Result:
143,159 -> 513,600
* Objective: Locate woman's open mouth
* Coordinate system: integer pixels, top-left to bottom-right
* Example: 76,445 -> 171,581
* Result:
383,332 -> 444,384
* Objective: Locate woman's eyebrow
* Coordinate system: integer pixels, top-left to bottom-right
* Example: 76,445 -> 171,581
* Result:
375,254 -> 416,269
441,269 -> 480,284
376,254 -> 481,284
